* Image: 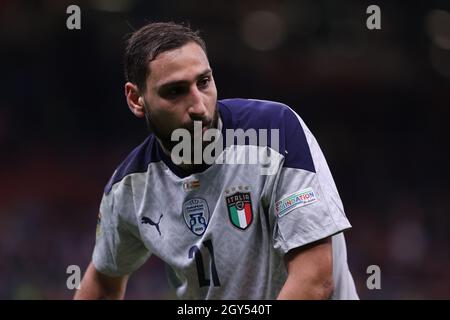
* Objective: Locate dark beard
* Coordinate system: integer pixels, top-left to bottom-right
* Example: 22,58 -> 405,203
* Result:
143,108 -> 176,152
143,101 -> 219,155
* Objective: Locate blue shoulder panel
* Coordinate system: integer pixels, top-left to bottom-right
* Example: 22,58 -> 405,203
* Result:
104,135 -> 160,194
218,98 -> 315,173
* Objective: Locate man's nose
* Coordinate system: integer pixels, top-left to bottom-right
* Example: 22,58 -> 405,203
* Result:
187,87 -> 206,119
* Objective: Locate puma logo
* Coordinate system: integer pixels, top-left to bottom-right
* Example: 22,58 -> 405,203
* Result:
141,214 -> 163,236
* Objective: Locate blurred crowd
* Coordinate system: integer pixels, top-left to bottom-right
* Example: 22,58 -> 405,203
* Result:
0,0 -> 449,299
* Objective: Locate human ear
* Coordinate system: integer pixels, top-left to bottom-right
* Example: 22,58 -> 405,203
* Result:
124,82 -> 145,118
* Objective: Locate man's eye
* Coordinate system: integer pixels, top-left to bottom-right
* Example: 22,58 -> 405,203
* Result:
169,88 -> 181,96
162,86 -> 185,99
198,77 -> 210,89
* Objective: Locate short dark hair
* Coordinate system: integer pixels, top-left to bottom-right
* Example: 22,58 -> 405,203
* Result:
124,22 -> 207,91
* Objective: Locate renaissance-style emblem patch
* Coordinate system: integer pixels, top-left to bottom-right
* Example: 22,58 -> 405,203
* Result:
226,192 -> 253,230
183,198 -> 210,236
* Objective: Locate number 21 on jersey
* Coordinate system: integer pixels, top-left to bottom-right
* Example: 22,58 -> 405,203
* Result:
188,239 -> 221,287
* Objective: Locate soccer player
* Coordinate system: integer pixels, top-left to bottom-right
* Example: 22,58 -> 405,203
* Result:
74,22 -> 358,300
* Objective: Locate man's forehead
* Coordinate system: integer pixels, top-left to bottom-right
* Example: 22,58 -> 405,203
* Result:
148,42 -> 210,87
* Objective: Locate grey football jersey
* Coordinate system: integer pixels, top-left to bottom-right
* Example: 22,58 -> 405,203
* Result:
93,98 -> 358,299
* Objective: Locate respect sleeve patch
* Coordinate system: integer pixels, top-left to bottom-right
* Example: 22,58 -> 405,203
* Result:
275,187 -> 318,217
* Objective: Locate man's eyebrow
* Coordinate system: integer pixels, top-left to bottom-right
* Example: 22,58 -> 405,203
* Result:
156,69 -> 212,89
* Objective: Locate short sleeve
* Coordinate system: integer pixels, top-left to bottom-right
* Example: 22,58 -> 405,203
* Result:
271,108 -> 351,254
92,189 -> 151,277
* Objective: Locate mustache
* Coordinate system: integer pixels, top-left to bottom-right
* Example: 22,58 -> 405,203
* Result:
183,119 -> 213,132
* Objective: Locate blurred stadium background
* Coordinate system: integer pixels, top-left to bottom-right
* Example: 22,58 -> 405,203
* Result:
1,0 -> 449,299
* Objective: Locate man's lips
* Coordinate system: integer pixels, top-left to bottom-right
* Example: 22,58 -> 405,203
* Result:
185,121 -> 212,133
202,125 -> 210,133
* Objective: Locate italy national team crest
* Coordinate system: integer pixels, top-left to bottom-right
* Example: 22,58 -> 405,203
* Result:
183,198 -> 210,236
226,192 -> 253,230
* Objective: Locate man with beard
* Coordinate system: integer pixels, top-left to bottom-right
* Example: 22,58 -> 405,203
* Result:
74,22 -> 358,300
